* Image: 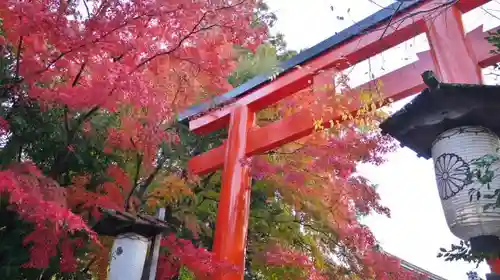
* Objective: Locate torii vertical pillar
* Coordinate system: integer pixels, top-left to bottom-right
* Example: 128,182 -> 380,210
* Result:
425,5 -> 482,84
212,105 -> 254,280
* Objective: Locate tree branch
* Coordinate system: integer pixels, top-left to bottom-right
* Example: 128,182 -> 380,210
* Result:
379,1 -> 403,39
81,256 -> 97,274
82,0 -> 91,18
132,13 -> 210,72
134,147 -> 170,202
125,138 -> 144,210
382,0 -> 457,38
14,36 -> 23,79
63,105 -> 71,144
17,8 -> 180,84
49,105 -> 100,179
132,0 -> 248,72
133,153 -> 143,189
71,61 -> 86,87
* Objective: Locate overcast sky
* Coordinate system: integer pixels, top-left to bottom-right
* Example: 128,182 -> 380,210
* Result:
264,0 -> 500,279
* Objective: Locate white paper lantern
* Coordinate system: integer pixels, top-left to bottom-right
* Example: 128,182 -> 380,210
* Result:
108,233 -> 150,280
431,126 -> 500,240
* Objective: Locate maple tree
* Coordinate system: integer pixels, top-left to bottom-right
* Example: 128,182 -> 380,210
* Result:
0,0 -> 264,278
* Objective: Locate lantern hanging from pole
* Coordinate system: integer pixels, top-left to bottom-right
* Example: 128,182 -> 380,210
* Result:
379,71 -> 500,255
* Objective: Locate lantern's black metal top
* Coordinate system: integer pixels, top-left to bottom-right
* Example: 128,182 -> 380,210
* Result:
379,71 -> 500,159
92,208 -> 169,238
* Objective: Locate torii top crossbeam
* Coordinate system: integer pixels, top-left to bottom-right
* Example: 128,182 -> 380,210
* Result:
178,1 -> 500,279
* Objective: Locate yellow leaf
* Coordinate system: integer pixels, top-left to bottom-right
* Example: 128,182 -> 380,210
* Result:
335,120 -> 342,129
145,174 -> 192,208
377,78 -> 384,89
90,236 -> 115,280
313,118 -> 324,131
358,118 -> 365,127
359,90 -> 372,104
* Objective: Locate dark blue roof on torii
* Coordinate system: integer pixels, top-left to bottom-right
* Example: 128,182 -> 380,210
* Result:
177,0 -> 425,123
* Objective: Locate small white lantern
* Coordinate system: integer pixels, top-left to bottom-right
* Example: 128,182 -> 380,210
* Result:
108,233 -> 150,280
431,126 -> 500,240
91,208 -> 169,280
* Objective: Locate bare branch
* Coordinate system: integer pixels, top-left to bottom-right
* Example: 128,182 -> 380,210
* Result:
82,0 -> 91,18
132,0 -> 248,71
71,61 -> 86,87
14,36 -> 23,79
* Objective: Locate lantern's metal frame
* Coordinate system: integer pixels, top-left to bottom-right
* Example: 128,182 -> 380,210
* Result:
179,1 -> 499,279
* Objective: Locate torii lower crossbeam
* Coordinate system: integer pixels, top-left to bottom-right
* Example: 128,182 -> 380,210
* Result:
179,1 -> 499,279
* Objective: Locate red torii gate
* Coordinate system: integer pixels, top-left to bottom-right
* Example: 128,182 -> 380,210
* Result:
178,0 -> 500,279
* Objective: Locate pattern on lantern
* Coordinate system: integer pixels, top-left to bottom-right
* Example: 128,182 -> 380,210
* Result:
432,126 -> 500,240
434,127 -> 492,144
434,153 -> 471,200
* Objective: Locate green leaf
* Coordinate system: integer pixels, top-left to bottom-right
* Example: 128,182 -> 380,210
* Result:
201,190 -> 219,200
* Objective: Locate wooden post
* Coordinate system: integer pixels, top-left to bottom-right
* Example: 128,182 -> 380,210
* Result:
141,208 -> 166,280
